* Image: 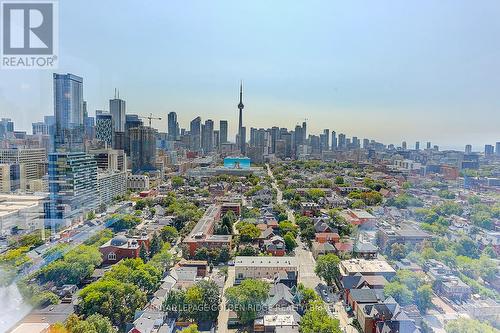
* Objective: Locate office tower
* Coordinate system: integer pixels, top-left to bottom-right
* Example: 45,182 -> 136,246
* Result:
426,142 -> 431,149
331,131 -> 337,150
96,113 -> 114,147
496,142 -> 500,156
484,145 -> 494,157
32,122 -> 49,135
46,152 -> 98,221
53,73 -> 84,152
465,144 -> 472,154
129,126 -> 157,173
401,141 -> 407,150
302,121 -> 307,142
415,141 -> 420,150
190,116 -> 202,151
363,138 -> 370,149
89,148 -> 127,171
346,138 -> 351,149
113,131 -> 125,150
83,101 -> 95,140
110,91 -> 126,132
338,133 -> 346,150
202,119 -> 214,153
237,82 -> 245,154
219,120 -> 228,145
0,118 -> 14,138
124,114 -> 143,155
167,112 -> 179,141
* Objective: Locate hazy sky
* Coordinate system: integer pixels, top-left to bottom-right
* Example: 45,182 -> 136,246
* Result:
1,0 -> 499,150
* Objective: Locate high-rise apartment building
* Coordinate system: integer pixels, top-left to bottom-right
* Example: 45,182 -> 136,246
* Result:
338,133 -> 346,150
53,73 -> 84,152
167,112 -> 179,141
484,144 -> 494,157
202,119 -> 214,153
46,152 -> 98,222
331,131 -> 337,150
496,142 -> 500,156
190,117 -> 202,151
219,120 -> 228,145
465,144 -> 472,154
129,126 -> 157,173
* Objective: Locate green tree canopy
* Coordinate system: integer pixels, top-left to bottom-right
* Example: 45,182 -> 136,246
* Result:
315,254 -> 341,286
225,279 -> 270,324
300,300 -> 341,333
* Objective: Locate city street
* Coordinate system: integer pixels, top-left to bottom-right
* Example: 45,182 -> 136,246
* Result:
217,266 -> 235,333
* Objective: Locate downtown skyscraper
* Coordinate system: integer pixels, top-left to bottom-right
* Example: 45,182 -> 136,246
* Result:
110,91 -> 126,132
53,73 -> 84,152
168,111 -> 179,141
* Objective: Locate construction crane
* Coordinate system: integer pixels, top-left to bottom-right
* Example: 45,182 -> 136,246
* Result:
139,113 -> 162,127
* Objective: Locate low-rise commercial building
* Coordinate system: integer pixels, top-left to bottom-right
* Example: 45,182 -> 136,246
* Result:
340,258 -> 396,280
234,256 -> 298,287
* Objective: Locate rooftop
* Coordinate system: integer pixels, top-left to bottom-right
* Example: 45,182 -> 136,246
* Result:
340,259 -> 396,275
235,256 -> 297,268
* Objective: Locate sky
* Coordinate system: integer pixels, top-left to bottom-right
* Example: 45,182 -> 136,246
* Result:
1,0 -> 499,151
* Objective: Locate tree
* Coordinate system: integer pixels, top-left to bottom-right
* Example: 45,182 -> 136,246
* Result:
86,211 -> 96,220
135,200 -> 146,210
37,245 -> 102,286
225,279 -> 270,324
278,221 -> 298,237
307,188 -> 326,202
78,279 -> 146,327
238,245 -> 257,256
351,199 -> 366,209
383,282 -> 413,306
181,325 -> 200,333
139,242 -> 148,262
390,243 -> 407,260
160,226 -> 179,243
454,237 -> 480,259
297,283 -> 320,309
218,246 -> 231,263
300,300 -> 341,333
445,318 -> 499,333
284,232 -> 297,252
163,280 -> 220,322
334,176 -> 344,185
65,314 -> 116,333
415,284 -> 433,313
315,254 -> 341,286
171,176 -> 185,188
237,223 -> 261,242
150,232 -> 163,257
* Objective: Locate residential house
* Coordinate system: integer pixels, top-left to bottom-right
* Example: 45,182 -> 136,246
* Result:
264,235 -> 286,256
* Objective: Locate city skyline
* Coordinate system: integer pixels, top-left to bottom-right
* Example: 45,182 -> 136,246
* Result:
1,1 -> 499,150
